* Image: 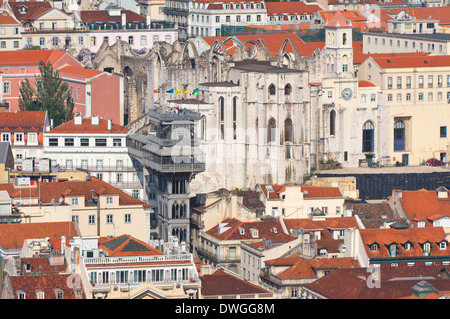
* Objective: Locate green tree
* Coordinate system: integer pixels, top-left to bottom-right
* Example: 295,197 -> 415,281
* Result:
19,60 -> 74,126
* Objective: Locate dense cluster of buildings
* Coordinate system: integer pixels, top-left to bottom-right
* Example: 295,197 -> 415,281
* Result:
0,0 -> 449,301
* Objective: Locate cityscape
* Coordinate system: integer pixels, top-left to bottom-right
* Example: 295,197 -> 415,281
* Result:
0,0 -> 449,305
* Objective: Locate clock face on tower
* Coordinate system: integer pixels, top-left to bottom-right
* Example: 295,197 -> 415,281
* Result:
341,88 -> 353,100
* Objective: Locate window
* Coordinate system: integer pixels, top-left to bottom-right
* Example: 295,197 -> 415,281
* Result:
116,173 -> 123,183
89,215 -> 95,225
128,36 -> 134,45
215,16 -> 220,23
80,138 -> 89,146
15,133 -> 23,143
284,84 -> 292,96
3,82 -> 10,94
406,76 -> 411,89
267,118 -> 276,143
236,15 -> 241,22
116,160 -> 123,170
96,159 -> 103,170
397,93 -> 402,102
387,94 -> 393,102
291,287 -> 298,298
72,215 -> 79,224
330,110 -> 336,136
113,138 -> 122,147
39,37 -> 45,46
423,242 -> 431,254
406,93 -> 411,101
387,77 -> 393,89
91,36 -> 96,46
370,243 -> 378,251
418,76 -> 424,88
1,133 -> 9,142
55,290 -> 63,299
65,138 -> 74,146
219,97 -> 224,140
284,117 -> 293,142
66,159 -> 73,169
440,242 -> 447,250
404,242 -> 411,251
95,138 -> 107,147
106,197 -> 113,205
438,75 -> 443,88
268,84 -> 276,95
397,76 -> 402,89
228,247 -> 236,260
428,75 -> 433,88
361,94 -> 366,103
78,36 -> 84,45
428,92 -> 433,101
328,91 -> 333,98
125,213 -> 131,223
71,198 -> 78,206
371,94 -> 376,102
17,291 -> 26,299
441,126 -> 447,138
140,35 -> 147,45
394,120 -> 405,151
362,121 -> 374,152
48,138 -> 58,146
418,93 -> 424,101
106,214 -> 113,224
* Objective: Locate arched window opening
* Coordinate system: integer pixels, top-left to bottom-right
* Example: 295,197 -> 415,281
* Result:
362,121 -> 374,153
285,84 -> 292,96
268,84 -> 276,96
284,118 -> 293,143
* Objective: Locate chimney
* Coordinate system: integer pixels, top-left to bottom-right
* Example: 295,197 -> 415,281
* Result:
91,115 -> 99,125
74,113 -> 83,125
107,119 -> 112,130
121,13 -> 126,27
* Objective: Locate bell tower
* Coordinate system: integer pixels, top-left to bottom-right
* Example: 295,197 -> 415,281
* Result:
324,11 -> 354,77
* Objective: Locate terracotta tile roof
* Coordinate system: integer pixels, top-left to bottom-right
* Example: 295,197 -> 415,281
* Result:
9,274 -> 84,299
9,1 -> 52,22
323,10 -> 352,27
0,177 -> 150,208
372,55 -> 450,69
0,111 -> 47,132
345,202 -> 408,229
0,10 -> 20,24
358,80 -> 376,87
360,226 -> 449,260
0,221 -> 78,251
258,183 -> 286,200
205,217 -> 295,243
201,268 -> 269,296
98,234 -> 164,257
20,257 -> 67,274
305,265 -> 450,299
399,189 -> 450,227
265,1 -> 321,15
300,184 -> 343,199
0,50 -> 68,66
47,116 -> 128,134
379,7 -> 450,25
79,9 -> 145,24
58,66 -> 104,79
272,256 -> 360,280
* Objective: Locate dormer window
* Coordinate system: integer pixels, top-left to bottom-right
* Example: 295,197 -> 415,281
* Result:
417,221 -> 425,228
440,241 -> 447,250
273,227 -> 277,233
423,242 -> 431,255
17,291 -> 26,299
389,244 -> 396,257
55,289 -> 64,299
251,229 -> 258,238
404,242 -> 411,251
36,290 -> 45,299
370,243 -> 378,252
19,6 -> 27,13
239,227 -> 245,235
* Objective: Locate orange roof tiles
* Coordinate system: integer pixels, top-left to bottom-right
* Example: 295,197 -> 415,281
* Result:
9,1 -> 53,22
0,111 -> 47,131
47,116 -> 128,134
0,221 -> 78,251
0,177 -> 150,208
97,234 -> 164,257
201,268 -> 270,296
360,227 -> 449,260
0,50 -> 68,66
324,10 -> 352,28
399,189 -> 450,227
58,66 -> 103,79
0,10 -> 20,25
372,55 -> 450,69
9,274 -> 85,299
265,1 -> 321,15
358,80 -> 376,87
300,184 -> 343,199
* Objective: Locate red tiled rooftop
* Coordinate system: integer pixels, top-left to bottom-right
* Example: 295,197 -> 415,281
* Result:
0,111 -> 47,131
97,234 -> 164,257
0,221 -> 78,251
47,116 -> 128,134
358,80 -> 376,87
265,1 -> 321,15
58,66 -> 104,79
372,55 -> 450,69
0,50 -> 68,66
0,10 -> 20,25
79,9 -> 145,24
201,268 -> 269,296
9,1 -> 52,22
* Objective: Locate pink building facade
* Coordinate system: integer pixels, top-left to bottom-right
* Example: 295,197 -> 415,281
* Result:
0,50 -> 123,125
